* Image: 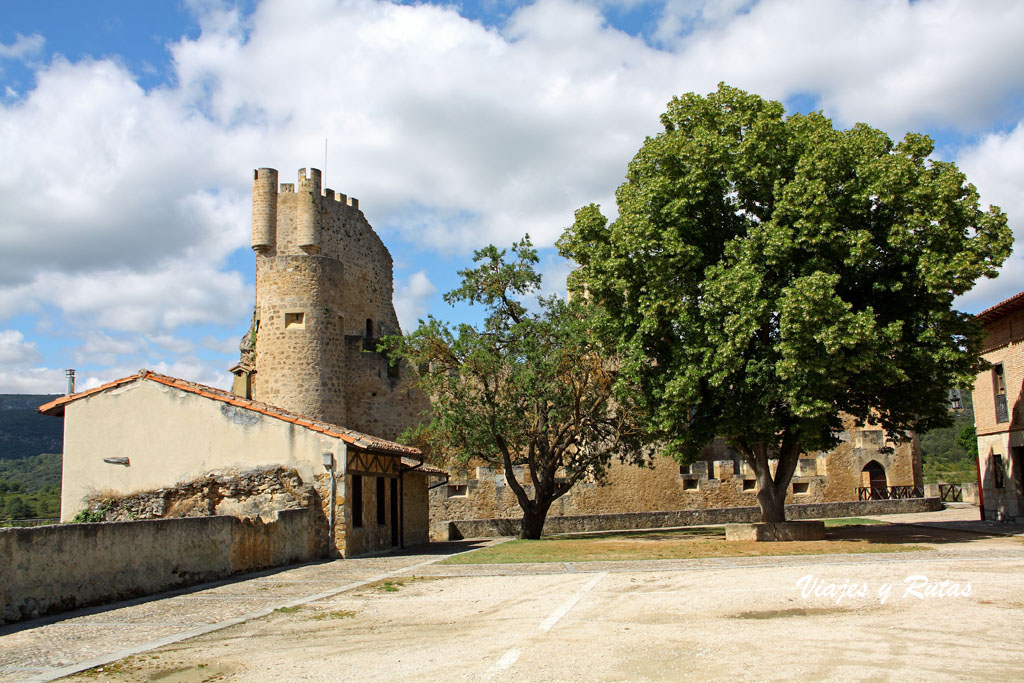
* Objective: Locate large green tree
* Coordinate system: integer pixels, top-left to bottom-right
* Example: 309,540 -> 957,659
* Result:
558,84 -> 1012,523
382,238 -> 649,538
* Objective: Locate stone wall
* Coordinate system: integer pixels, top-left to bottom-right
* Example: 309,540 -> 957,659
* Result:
0,509 -> 315,624
430,424 -> 921,538
78,467 -> 313,522
440,497 -> 943,540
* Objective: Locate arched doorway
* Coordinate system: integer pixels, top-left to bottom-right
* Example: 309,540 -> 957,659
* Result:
862,461 -> 888,499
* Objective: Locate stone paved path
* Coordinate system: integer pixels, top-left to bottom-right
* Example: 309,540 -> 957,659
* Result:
0,541 -> 490,682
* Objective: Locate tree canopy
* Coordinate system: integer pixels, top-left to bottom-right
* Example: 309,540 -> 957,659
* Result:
558,84 -> 1012,522
382,237 -> 649,538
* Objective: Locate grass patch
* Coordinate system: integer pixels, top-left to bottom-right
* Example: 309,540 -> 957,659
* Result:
311,610 -> 356,620
822,517 -> 885,528
440,524 -> 924,565
273,605 -> 303,614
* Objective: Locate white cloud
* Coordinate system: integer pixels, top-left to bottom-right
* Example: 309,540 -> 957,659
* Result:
0,0 -> 1022,385
0,33 -> 44,61
660,0 -> 1024,135
72,331 -> 145,366
394,270 -> 438,331
953,122 -> 1024,312
0,367 -> 66,394
202,334 -> 242,354
0,330 -> 41,366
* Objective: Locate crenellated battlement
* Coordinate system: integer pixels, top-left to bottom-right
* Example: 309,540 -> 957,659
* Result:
261,168 -> 360,207
250,167 -> 361,255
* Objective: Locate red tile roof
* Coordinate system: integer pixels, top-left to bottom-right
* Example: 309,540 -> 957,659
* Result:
400,457 -> 447,476
38,370 -> 421,458
976,290 -> 1024,325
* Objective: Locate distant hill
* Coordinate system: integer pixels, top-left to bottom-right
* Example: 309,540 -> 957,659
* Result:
0,394 -> 63,461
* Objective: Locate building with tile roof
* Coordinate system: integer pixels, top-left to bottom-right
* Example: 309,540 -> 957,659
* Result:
40,370 -> 436,556
972,291 -> 1024,522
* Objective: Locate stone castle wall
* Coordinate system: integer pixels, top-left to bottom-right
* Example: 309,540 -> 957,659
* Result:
250,168 -> 428,441
429,421 -> 921,539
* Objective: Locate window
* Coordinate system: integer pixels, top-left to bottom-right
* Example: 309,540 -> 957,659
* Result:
994,454 -> 1005,489
284,311 -> 304,330
792,482 -> 809,495
682,478 -> 698,491
742,479 -> 756,491
351,474 -> 363,527
447,484 -> 468,497
994,364 -> 1009,423
377,477 -> 386,525
365,318 -> 374,338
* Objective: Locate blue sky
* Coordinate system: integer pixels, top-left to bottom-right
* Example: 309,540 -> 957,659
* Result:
1,0 -> 1023,394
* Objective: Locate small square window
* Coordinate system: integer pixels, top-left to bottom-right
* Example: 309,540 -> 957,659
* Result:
793,482 -> 809,495
682,478 -> 698,491
742,479 -> 756,491
285,312 -> 305,329
447,484 -> 468,497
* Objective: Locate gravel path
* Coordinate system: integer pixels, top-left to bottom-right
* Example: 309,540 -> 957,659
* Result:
2,508 -> 1022,682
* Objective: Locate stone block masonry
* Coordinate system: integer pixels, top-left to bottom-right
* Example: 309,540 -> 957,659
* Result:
247,168 -> 429,442
431,420 -> 922,536
441,497 -> 943,540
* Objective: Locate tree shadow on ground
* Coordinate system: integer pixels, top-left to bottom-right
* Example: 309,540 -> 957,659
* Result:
826,522 -> 1012,545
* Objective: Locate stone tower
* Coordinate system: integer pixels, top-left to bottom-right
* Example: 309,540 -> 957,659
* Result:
239,167 -> 426,440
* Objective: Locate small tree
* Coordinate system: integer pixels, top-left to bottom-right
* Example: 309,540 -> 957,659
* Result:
558,84 -> 1012,523
382,237 -> 649,539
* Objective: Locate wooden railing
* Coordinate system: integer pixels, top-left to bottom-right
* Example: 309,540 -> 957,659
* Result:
939,483 -> 963,502
857,486 -> 924,501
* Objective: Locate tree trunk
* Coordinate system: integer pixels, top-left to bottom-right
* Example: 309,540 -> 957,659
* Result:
738,436 -> 801,524
519,499 -> 551,539
755,481 -> 787,523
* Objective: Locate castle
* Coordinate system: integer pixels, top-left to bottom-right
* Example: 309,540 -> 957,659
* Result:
44,168 -> 435,559
230,168 -> 922,537
45,166 -> 924,548
233,167 -> 428,439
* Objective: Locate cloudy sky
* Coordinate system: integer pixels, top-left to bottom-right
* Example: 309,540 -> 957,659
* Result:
1,0 -> 1022,394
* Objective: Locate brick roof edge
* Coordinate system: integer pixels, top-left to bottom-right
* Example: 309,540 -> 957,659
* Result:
976,290 -> 1024,325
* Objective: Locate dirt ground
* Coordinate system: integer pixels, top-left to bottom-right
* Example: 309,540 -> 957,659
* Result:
61,521 -> 1024,683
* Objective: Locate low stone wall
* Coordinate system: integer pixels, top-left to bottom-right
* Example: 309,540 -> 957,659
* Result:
0,508 -> 315,624
442,497 -> 944,540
